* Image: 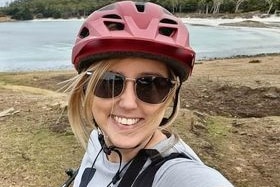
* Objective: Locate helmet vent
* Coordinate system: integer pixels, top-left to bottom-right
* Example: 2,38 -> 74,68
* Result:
159,27 -> 177,37
103,14 -> 121,19
104,21 -> 125,31
135,3 -> 145,12
79,27 -> 89,38
160,18 -> 177,25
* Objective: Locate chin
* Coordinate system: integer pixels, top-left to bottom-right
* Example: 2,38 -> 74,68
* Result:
110,136 -> 142,150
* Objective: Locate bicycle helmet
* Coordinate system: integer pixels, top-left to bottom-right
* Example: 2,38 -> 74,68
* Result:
72,1 -> 195,81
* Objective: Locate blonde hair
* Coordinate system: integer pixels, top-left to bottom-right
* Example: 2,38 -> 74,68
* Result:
67,58 -> 181,149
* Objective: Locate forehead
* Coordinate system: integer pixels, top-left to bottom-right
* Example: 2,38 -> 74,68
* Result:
107,57 -> 169,76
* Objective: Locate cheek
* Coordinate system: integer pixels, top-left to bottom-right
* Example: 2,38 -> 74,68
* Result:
91,97 -> 112,126
143,105 -> 166,127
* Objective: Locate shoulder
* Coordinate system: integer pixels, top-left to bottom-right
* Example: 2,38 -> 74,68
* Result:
154,135 -> 202,162
153,157 -> 234,187
152,136 -> 233,187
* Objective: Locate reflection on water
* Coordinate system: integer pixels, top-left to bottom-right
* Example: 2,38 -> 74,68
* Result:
0,20 -> 280,72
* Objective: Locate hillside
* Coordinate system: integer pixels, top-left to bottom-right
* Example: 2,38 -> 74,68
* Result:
0,54 -> 279,187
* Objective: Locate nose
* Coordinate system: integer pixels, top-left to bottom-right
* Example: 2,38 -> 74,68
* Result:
118,81 -> 138,109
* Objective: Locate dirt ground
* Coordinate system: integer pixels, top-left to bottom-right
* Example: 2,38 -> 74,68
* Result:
0,54 -> 279,187
179,54 -> 280,187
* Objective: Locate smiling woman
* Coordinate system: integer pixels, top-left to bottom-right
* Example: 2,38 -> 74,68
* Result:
65,1 -> 233,187
90,58 -> 173,161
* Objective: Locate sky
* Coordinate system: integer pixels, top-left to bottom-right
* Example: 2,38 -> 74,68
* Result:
0,0 -> 13,7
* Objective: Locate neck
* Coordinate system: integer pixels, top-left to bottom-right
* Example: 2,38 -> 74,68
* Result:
107,130 -> 167,162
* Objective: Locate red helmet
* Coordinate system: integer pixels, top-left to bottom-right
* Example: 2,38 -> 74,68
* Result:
72,1 -> 195,81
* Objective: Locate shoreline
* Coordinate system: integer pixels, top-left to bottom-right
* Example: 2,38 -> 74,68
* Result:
1,14 -> 279,25
196,52 -> 280,61
1,15 -> 279,73
181,15 -> 280,29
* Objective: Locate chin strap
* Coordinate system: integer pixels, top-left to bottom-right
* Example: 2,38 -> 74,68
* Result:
95,122 -> 118,155
160,82 -> 182,126
97,130 -> 124,186
98,132 -> 116,155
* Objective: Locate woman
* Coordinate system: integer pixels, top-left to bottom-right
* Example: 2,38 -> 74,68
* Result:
67,1 -> 233,187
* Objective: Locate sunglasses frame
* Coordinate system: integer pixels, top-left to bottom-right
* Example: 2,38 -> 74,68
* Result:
86,71 -> 179,104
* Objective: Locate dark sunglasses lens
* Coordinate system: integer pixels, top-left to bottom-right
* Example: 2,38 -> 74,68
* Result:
94,72 -> 124,98
136,77 -> 173,104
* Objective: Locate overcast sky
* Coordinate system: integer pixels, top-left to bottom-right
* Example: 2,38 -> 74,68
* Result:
0,0 -> 13,7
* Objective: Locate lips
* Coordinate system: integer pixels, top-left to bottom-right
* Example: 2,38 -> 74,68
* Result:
112,115 -> 141,126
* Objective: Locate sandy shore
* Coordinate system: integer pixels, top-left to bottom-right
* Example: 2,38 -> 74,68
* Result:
1,14 -> 280,29
182,15 -> 280,29
0,16 -> 14,22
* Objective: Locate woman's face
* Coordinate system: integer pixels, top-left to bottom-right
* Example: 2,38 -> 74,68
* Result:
91,57 -> 170,150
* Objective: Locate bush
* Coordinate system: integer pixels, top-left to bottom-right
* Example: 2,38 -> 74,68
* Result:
11,8 -> 33,20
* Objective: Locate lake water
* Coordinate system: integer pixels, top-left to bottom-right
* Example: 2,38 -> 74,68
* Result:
0,19 -> 280,72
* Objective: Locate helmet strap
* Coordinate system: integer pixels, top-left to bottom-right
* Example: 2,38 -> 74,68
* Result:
160,82 -> 182,126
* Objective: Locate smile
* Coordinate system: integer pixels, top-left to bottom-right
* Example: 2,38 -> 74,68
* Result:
113,115 -> 141,126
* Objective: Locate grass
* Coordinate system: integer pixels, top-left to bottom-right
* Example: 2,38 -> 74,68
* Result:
0,76 -> 83,186
0,119 -> 83,186
0,70 -> 75,91
1,67 -> 279,186
206,116 -> 231,142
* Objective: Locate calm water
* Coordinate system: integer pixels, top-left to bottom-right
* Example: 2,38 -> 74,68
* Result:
0,19 -> 280,72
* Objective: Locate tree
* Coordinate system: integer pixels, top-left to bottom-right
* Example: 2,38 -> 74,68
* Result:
265,0 -> 274,14
2,0 -> 279,20
198,0 -> 212,14
12,7 -> 33,20
212,0 -> 223,14
166,0 -> 183,13
233,0 -> 248,13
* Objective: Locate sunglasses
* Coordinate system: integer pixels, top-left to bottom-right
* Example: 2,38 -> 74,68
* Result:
91,71 -> 177,104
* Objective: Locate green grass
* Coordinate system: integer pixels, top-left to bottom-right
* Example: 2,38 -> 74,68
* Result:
0,99 -> 83,186
206,116 -> 231,141
0,124 -> 83,186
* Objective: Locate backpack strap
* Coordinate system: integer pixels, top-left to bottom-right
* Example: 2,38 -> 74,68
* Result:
132,151 -> 191,187
118,149 -> 191,187
117,149 -> 149,187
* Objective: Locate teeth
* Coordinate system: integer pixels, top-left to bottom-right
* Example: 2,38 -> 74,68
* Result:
113,116 -> 140,126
